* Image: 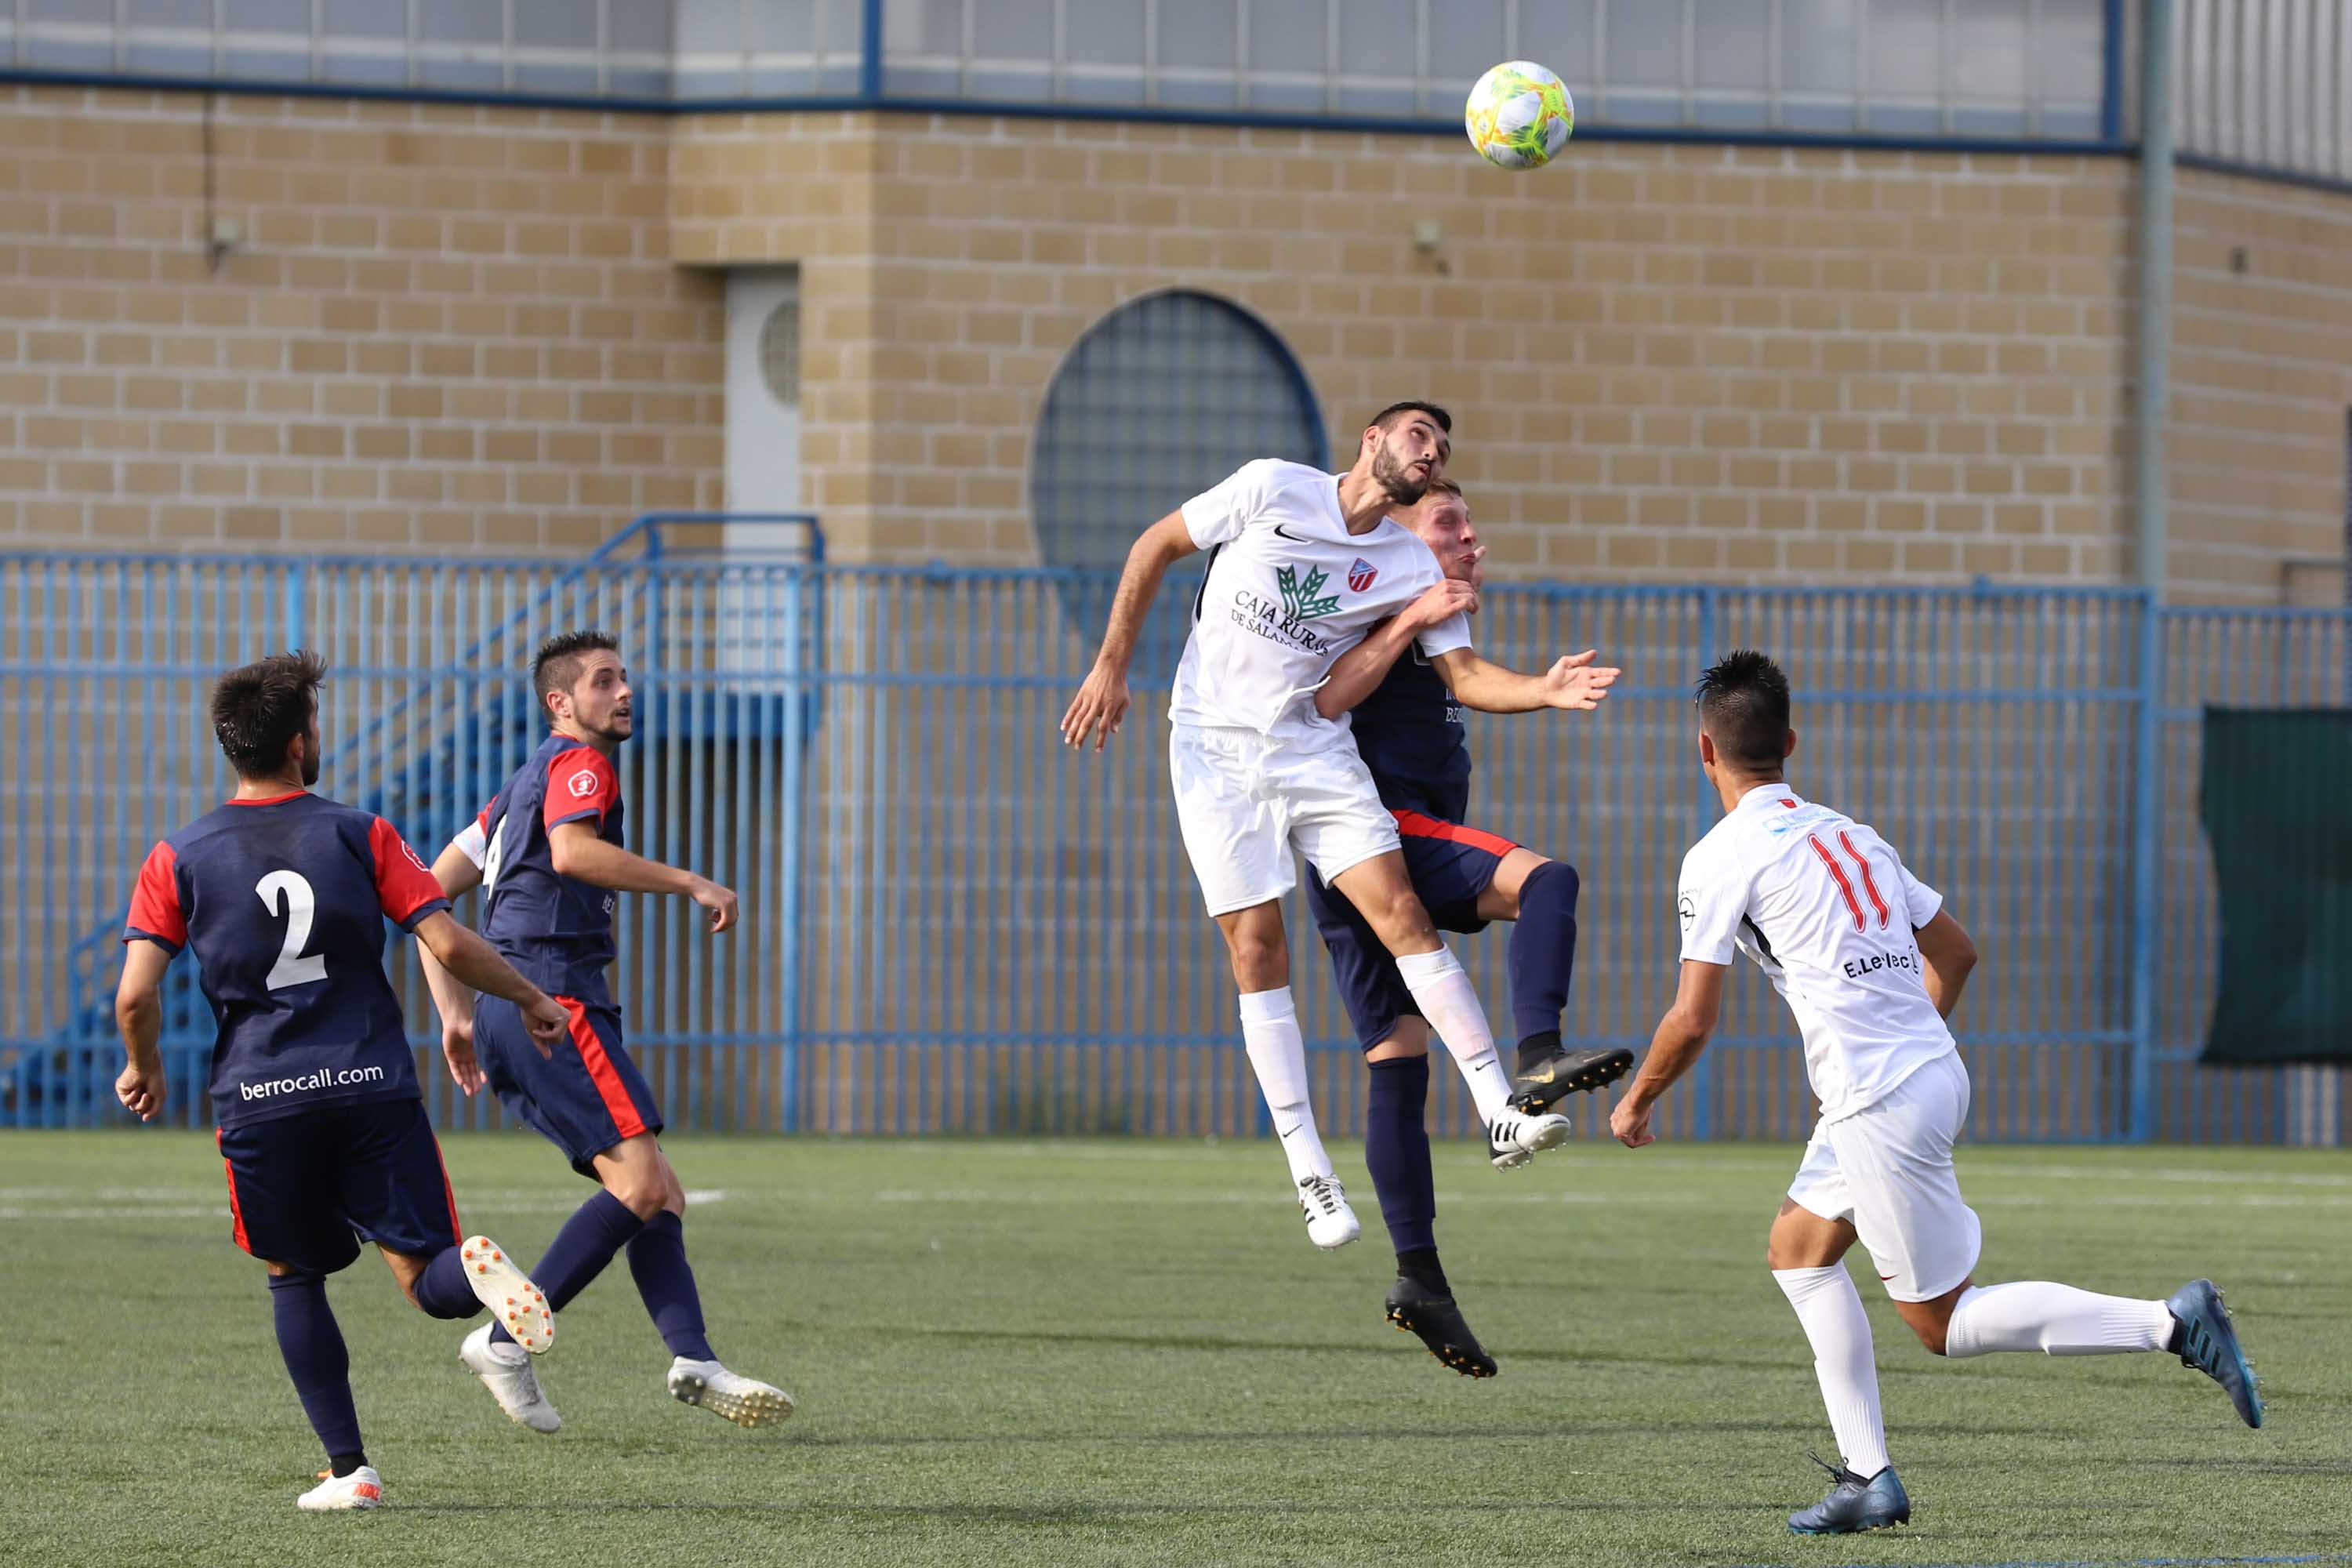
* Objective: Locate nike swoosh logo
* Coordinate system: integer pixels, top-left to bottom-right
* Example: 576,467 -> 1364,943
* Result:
1878,1273 -> 1897,1281
1270,522 -> 1315,544
1523,1065 -> 1558,1083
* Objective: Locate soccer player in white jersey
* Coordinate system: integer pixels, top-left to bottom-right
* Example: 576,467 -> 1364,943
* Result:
1611,651 -> 2263,1536
1060,402 -> 1617,1248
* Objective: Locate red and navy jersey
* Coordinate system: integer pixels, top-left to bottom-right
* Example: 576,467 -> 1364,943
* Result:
1347,648 -> 1474,822
122,792 -> 450,1129
456,731 -> 624,1002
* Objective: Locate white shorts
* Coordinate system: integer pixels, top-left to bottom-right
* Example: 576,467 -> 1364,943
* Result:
1170,724 -> 1400,916
1788,1051 -> 1983,1303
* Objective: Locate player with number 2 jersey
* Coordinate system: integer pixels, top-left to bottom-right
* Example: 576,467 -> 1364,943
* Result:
114,652 -> 571,1512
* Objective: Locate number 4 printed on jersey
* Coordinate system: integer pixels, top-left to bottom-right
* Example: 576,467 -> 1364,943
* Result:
1807,832 -> 1891,932
256,869 -> 328,989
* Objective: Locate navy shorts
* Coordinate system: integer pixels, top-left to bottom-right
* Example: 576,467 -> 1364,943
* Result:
215,1098 -> 461,1276
477,993 -> 663,1177
1305,810 -> 1519,1052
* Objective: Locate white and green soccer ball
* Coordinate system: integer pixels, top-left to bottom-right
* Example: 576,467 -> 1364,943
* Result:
1464,60 -> 1575,171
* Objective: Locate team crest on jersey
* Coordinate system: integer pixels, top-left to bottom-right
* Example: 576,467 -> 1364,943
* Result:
568,768 -> 600,799
1347,557 -> 1377,593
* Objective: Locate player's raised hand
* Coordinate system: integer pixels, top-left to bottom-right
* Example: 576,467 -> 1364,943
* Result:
1541,649 -> 1620,711
521,994 -> 568,1059
1059,661 -> 1131,752
1404,576 -> 1479,630
690,876 -> 739,934
1609,1094 -> 1656,1149
114,1058 -> 165,1122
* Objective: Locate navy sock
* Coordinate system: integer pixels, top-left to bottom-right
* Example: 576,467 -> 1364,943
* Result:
489,1189 -> 646,1348
1508,859 -> 1581,1052
627,1211 -> 716,1361
1364,1054 -> 1436,1256
412,1243 -> 483,1320
267,1272 -> 363,1465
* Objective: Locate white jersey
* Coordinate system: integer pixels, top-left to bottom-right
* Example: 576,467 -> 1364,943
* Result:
1169,459 -> 1471,740
1678,782 -> 1956,1122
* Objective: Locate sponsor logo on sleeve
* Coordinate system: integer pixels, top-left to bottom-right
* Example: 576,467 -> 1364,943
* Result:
400,837 -> 430,873
568,768 -> 601,800
1679,893 -> 1697,932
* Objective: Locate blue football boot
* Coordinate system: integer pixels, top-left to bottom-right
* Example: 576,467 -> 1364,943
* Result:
2166,1279 -> 2263,1428
1787,1455 -> 1911,1535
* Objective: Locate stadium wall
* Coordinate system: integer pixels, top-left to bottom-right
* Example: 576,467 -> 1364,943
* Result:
0,87 -> 726,554
2,88 -> 2346,601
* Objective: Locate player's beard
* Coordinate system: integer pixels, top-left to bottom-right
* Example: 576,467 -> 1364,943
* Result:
1373,441 -> 1432,506
299,734 -> 321,786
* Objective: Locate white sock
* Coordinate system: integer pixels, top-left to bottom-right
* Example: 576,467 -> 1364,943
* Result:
1773,1265 -> 1891,1478
1391,946 -> 1514,1125
1238,987 -> 1333,1185
1944,1281 -> 2177,1358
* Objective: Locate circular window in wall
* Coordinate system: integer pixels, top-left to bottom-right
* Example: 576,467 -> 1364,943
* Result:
1032,290 -> 1329,681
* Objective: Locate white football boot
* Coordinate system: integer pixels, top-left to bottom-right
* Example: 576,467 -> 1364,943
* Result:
1297,1173 -> 1361,1249
296,1465 -> 384,1512
460,1323 -> 562,1433
456,1235 -> 554,1354
1487,1109 -> 1573,1170
667,1358 -> 796,1428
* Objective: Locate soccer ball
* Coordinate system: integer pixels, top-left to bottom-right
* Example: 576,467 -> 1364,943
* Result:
1465,60 -> 1574,170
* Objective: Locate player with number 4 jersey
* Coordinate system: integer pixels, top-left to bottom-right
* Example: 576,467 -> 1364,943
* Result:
114,652 -> 572,1512
1611,651 -> 2264,1537
420,630 -> 791,1436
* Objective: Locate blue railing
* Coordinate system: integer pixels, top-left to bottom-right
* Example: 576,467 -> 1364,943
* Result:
1,545 -> 2343,1144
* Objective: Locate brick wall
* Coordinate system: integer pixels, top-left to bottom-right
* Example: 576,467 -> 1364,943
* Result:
0,86 -> 724,554
6,89 -> 2348,604
673,114 -> 2142,585
2170,168 -> 2352,605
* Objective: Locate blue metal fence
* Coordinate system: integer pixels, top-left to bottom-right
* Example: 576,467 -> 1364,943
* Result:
2,539 -> 2343,1143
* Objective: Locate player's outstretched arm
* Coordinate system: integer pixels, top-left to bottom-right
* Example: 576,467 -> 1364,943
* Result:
1430,645 -> 1620,715
412,910 -> 569,1090
1059,510 -> 1198,751
113,939 -> 172,1122
547,821 -> 738,933
1915,910 -> 1978,1020
1610,960 -> 1728,1149
416,840 -> 488,1060
1312,578 -> 1481,720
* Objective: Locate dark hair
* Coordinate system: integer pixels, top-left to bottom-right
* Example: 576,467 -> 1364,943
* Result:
1694,649 -> 1791,774
210,650 -> 326,779
532,630 -> 619,717
1423,476 -> 1465,501
1370,400 -> 1451,435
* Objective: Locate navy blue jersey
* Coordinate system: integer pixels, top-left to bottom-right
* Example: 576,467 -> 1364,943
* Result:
457,731 -> 624,1002
1347,647 -> 1473,821
124,791 -> 450,1129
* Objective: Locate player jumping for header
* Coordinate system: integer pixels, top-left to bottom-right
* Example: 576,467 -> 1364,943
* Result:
1305,477 -> 1630,1377
116,652 -> 574,1511
1612,650 -> 2262,1535
420,630 -> 791,1434
1060,403 -> 1617,1249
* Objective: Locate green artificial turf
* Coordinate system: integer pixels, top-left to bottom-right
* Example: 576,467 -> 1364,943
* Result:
0,1133 -> 2343,1567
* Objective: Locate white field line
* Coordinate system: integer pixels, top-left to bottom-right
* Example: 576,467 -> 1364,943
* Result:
0,1189 -> 729,1221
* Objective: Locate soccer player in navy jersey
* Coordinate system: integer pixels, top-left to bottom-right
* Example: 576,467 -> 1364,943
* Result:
1304,477 -> 1632,1377
419,630 -> 790,1433
114,651 -> 575,1512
